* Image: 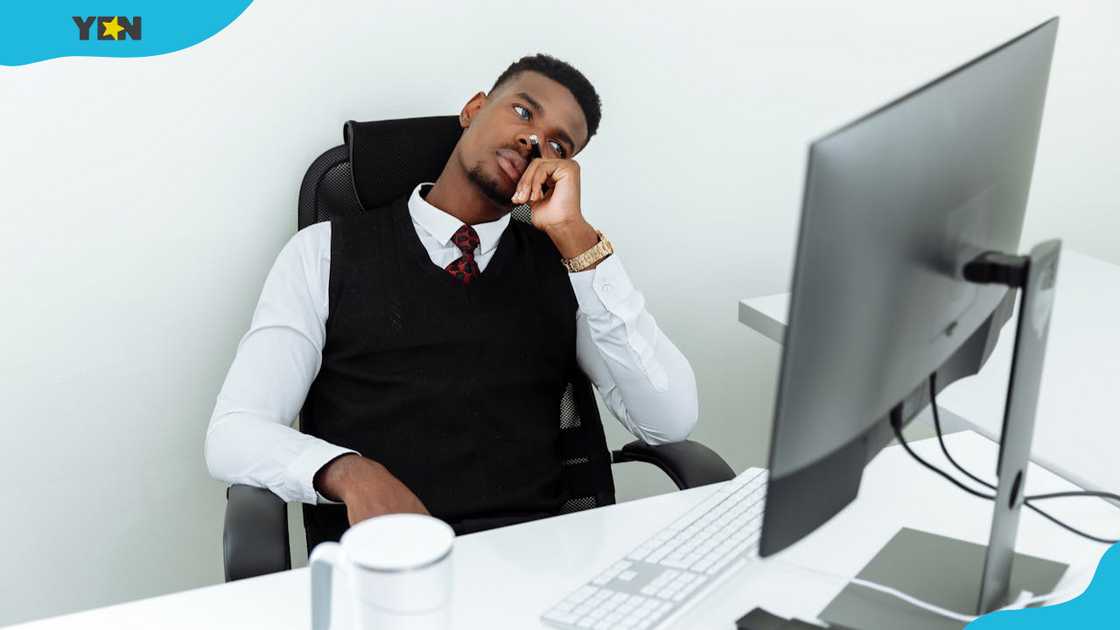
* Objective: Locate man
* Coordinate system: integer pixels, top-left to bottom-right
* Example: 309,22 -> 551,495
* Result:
205,53 -> 699,550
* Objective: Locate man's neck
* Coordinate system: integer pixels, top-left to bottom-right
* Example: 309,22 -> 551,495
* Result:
424,164 -> 509,226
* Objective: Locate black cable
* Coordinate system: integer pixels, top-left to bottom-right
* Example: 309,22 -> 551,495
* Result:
924,374 -> 1118,545
929,373 -> 996,491
1023,502 -> 1118,545
889,413 -> 996,501
930,375 -> 1120,505
931,376 -> 1120,504
1028,490 -> 1120,503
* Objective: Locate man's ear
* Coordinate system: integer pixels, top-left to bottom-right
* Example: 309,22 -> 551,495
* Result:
460,91 -> 488,128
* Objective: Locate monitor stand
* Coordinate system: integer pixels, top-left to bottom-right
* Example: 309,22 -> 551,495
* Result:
819,527 -> 1066,630
822,240 -> 1067,630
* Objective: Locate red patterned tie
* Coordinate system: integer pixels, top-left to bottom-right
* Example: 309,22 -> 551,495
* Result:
446,224 -> 481,285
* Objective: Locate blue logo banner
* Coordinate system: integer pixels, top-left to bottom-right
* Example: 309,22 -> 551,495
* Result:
1,1 -> 252,66
968,543 -> 1120,628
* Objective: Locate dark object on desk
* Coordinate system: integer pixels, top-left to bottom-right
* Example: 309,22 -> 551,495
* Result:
736,607 -> 788,629
220,115 -> 736,582
737,607 -> 850,629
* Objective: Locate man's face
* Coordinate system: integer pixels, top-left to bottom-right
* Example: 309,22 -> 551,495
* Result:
457,71 -> 589,210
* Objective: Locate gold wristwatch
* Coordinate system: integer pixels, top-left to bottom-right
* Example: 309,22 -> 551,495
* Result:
561,230 -> 614,273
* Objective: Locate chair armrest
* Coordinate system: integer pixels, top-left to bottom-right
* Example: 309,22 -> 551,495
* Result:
223,484 -> 291,582
611,439 -> 735,490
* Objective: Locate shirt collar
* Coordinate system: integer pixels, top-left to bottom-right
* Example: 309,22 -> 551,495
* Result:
408,182 -> 510,256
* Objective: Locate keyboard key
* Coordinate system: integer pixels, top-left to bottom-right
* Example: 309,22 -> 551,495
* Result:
661,557 -> 692,569
708,554 -> 738,575
627,544 -> 655,561
569,586 -> 597,603
672,576 -> 707,601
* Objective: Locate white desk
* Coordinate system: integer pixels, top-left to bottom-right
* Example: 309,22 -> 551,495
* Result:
739,249 -> 1120,496
12,433 -> 1115,629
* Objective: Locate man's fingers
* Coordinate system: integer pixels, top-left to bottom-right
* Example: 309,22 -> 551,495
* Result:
515,160 -> 538,201
517,159 -> 557,202
529,162 -> 553,202
532,167 -> 548,202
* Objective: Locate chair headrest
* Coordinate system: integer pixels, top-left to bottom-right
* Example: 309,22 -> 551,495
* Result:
344,115 -> 463,210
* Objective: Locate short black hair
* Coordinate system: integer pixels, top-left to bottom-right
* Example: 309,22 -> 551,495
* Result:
489,53 -> 602,150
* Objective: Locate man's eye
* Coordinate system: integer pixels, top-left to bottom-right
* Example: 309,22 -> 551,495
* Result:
514,104 -> 565,156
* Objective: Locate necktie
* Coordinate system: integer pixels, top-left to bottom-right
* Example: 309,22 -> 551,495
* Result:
446,224 -> 481,285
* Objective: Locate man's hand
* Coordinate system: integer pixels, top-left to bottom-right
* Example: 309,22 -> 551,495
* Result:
314,454 -> 429,526
511,157 -> 601,262
512,157 -> 581,231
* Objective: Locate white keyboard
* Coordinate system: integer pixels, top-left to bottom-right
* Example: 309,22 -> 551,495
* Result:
541,468 -> 768,630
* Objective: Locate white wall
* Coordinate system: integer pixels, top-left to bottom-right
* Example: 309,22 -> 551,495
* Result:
1,0 -> 1116,625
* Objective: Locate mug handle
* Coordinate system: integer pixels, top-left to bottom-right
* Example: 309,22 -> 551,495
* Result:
310,542 -> 345,630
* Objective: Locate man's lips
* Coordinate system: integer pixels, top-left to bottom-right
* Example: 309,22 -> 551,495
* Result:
496,149 -> 525,182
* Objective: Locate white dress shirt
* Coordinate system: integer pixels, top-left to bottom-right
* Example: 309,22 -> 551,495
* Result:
205,182 -> 699,505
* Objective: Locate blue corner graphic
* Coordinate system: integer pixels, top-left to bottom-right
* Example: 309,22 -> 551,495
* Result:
967,542 -> 1120,628
1,2 -> 252,66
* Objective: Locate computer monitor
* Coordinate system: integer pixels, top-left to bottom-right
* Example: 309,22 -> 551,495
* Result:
758,16 -> 1060,617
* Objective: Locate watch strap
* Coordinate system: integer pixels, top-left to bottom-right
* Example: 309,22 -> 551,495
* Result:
562,231 -> 613,273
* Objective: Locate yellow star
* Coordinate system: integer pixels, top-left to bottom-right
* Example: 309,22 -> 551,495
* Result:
101,16 -> 124,40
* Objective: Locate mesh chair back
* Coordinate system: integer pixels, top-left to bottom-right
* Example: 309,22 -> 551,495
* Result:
296,116 -> 615,513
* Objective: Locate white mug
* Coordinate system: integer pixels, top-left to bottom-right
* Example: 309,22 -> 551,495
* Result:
310,513 -> 455,630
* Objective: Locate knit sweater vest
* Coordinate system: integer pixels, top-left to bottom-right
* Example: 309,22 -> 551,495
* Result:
300,190 -> 577,549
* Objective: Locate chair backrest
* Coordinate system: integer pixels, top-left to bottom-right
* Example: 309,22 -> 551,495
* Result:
296,115 -> 616,514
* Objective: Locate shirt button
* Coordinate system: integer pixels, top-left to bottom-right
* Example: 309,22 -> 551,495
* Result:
600,282 -> 612,293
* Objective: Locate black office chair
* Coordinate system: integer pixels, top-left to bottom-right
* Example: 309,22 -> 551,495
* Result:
221,115 -> 735,582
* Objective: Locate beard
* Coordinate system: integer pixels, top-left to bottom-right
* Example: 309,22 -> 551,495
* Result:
465,159 -> 515,210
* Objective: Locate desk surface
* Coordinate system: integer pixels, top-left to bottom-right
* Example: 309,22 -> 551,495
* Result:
738,249 -> 1120,496
13,433 -> 1116,630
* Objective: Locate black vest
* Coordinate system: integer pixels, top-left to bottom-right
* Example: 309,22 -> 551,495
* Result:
301,189 -> 577,548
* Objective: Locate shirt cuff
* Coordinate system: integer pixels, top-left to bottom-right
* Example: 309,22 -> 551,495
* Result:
286,440 -> 360,505
568,254 -> 634,317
